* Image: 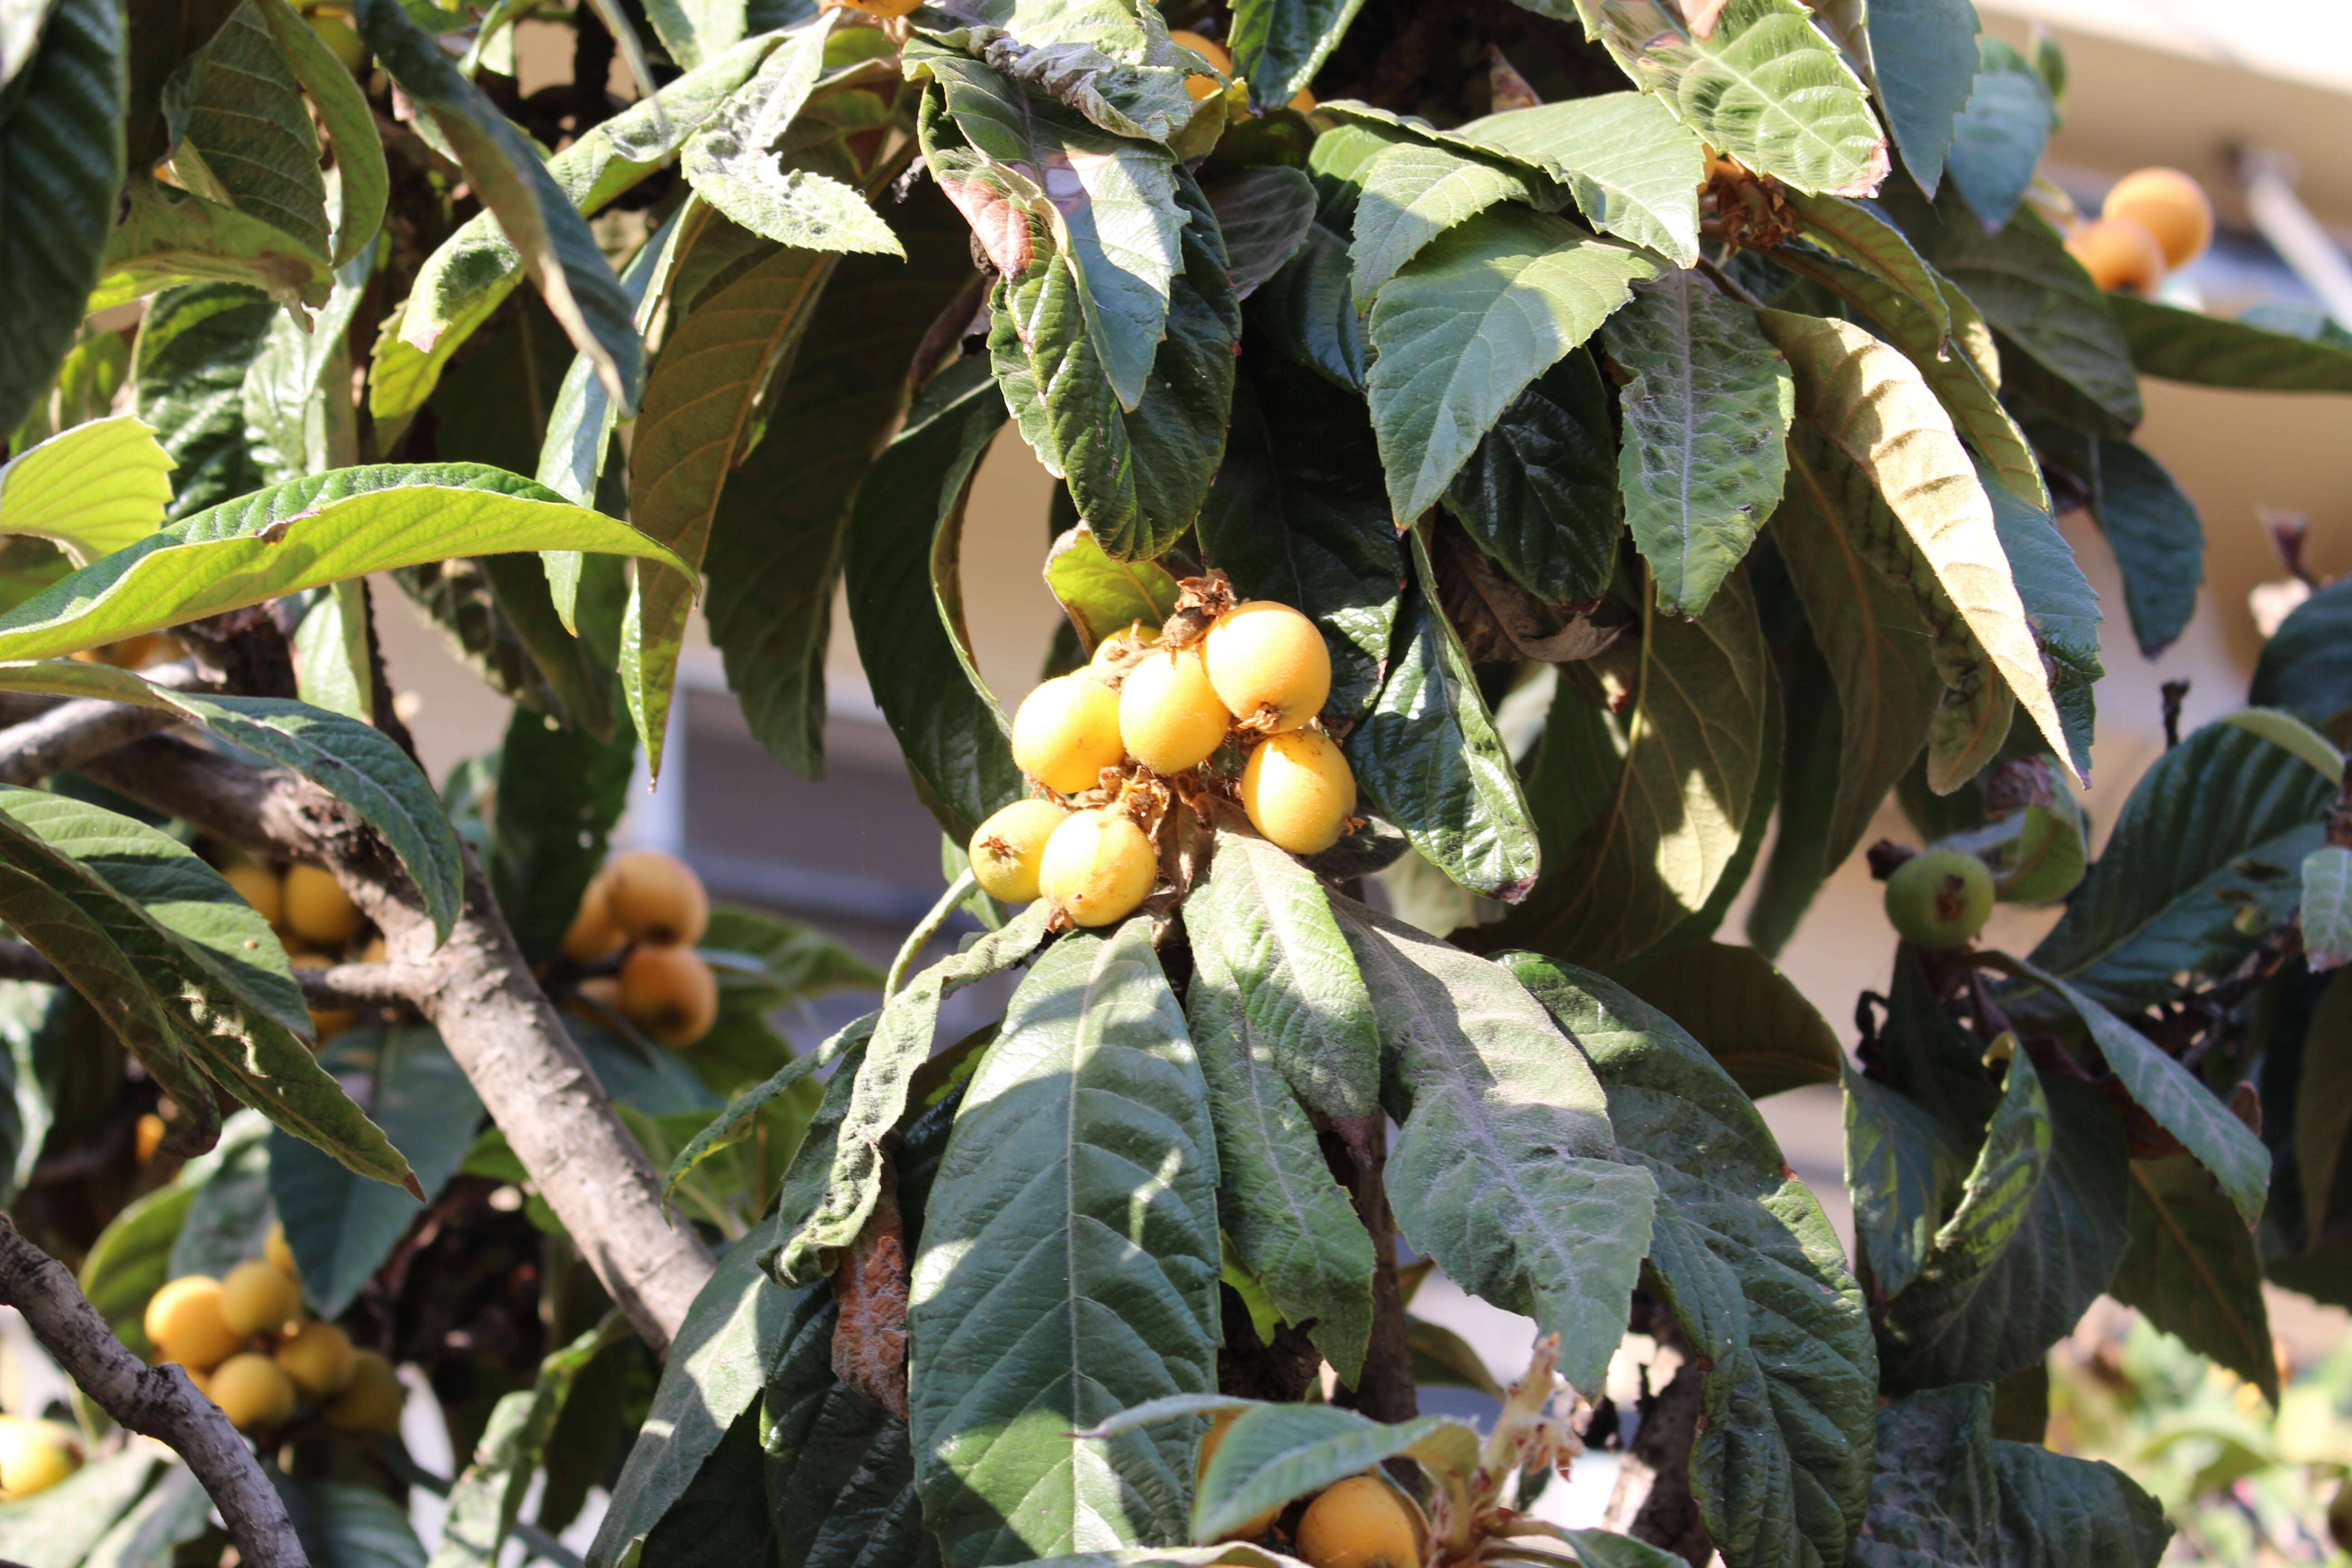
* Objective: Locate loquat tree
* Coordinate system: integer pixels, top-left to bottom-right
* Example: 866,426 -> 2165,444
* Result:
0,0 -> 2347,1564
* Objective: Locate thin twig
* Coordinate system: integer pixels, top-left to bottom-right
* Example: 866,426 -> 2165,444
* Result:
0,1215 -> 306,1568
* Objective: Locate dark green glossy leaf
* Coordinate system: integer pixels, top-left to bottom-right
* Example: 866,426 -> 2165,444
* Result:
132,282 -> 274,519
1248,222 -> 1365,392
1349,142 -> 1528,307
1343,534 -> 1539,902
908,922 -> 1220,1566
1855,1386 -> 2171,1568
1602,269 -> 1793,616
1624,941 -> 1842,1097
1877,1050 -> 2129,1392
2029,716 -> 2335,1012
1943,39 -> 2054,229
2252,576 -> 2352,727
1200,352 -> 1401,725
761,1275 -> 934,1568
1207,166 -> 1317,299
0,0 -> 127,441
163,0 -> 329,260
167,1110 -> 273,1279
2109,292 -> 2352,394
2080,435 -> 2203,660
490,705 -> 635,967
271,1024 -> 483,1317
1982,467 -> 2101,777
1866,0 -> 1979,193
707,184 -> 977,779
2112,1155 -> 2277,1401
1335,899 -> 1656,1396
1230,0 -> 1359,112
1843,1069 -> 1969,1301
844,355 -> 1024,842
1510,955 -> 1875,1568
1457,93 -> 1707,264
1443,348 -> 1618,609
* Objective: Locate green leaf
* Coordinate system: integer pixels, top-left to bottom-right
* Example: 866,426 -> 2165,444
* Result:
1865,0 -> 1980,193
1757,242 -> 2049,512
1943,39 -> 2054,229
373,34 -> 782,419
1191,1405 -> 1470,1542
760,1271 -> 934,1568
1622,941 -> 1841,1097
588,1214 -> 809,1568
1045,526 -> 1184,652
1183,924 -> 1375,1383
0,464 -> 687,662
1249,222 -> 1366,392
1200,352 -> 1401,725
1877,176 -> 2142,433
1205,166 -> 1318,299
1843,1069 -> 1969,1300
626,239 -> 836,777
2086,436 -> 2202,660
1343,533 -> 1540,903
1773,426 -> 1942,873
1511,956 -> 1875,1568
1780,188 -> 1951,335
2028,716 -> 2335,1011
1230,0 -> 1360,111
1334,898 -> 1656,1395
1992,956 -> 2271,1228
709,196 -> 976,780
1442,348 -> 1618,609
2109,292 -> 2352,393
163,0 -> 330,261
844,357 -> 1024,841
1484,564 -> 1769,968
984,154 -> 1238,560
433,1315 -> 628,1568
1457,93 -> 1707,264
1855,1386 -> 2171,1568
1601,269 -> 1793,616
2252,577 -> 2352,727
913,1 -> 1209,146
672,1013 -> 867,1215
95,172 -> 329,307
490,706 -> 636,966
79,1179 -> 196,1356
0,417 -> 173,566
1565,0 -> 1886,195
1983,468 -> 2101,777
1744,578 -> 1842,957
0,1450 -> 163,1568
683,22 -> 901,258
1188,819 -> 1381,1120
167,1109 -> 275,1279
284,1478 -> 428,1568
1876,1049 -> 2129,1391
922,48 -> 1180,412
352,0 -> 641,409
271,1024 -> 483,1316
771,903 -> 1052,1286
908,921 -> 1220,1567
1367,204 -> 1655,523
1350,143 -> 1529,306
0,661 -> 467,936
2111,1156 -> 2277,1402
252,0 -> 386,267
0,789 -> 418,1191
1759,307 -> 2074,782
0,984 -> 61,1210
132,282 -> 274,519
0,0 -> 127,441
2306,845 -> 2352,972
244,246 -> 372,487
83,1463 -> 211,1568
638,0 -> 743,69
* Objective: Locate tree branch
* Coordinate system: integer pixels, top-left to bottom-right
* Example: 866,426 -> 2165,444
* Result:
0,1215 -> 305,1568
78,736 -> 716,1353
0,700 -> 182,786
0,937 -> 421,1011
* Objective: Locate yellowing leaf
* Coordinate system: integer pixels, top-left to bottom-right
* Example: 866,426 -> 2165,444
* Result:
0,417 -> 172,564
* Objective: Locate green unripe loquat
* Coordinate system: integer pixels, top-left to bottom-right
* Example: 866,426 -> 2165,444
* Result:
1883,848 -> 1995,951
969,800 -> 1068,904
1119,644 -> 1231,775
1240,730 -> 1355,854
1012,675 -> 1124,794
1038,809 -> 1156,926
1204,602 -> 1329,733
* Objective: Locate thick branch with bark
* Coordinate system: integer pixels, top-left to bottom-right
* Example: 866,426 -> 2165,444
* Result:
77,735 -> 716,1353
0,1216 -> 305,1568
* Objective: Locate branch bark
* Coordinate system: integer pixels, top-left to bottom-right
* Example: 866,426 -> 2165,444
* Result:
80,736 -> 716,1353
1321,1112 -> 1416,1422
0,700 -> 182,786
1602,1298 -> 1714,1566
0,1215 -> 305,1568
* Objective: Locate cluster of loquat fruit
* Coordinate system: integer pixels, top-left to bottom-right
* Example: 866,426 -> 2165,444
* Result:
141,1226 -> 405,1440
968,583 -> 1356,930
2063,166 -> 2214,294
218,856 -> 382,1042
558,848 -> 720,1049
